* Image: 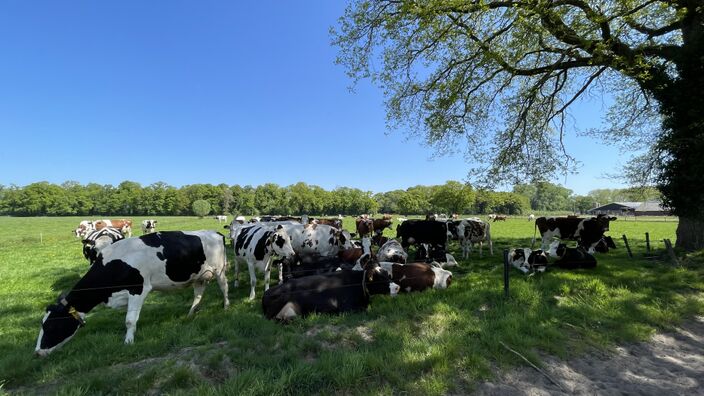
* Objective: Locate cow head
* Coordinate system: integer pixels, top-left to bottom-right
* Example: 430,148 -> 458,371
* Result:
362,259 -> 399,297
270,225 -> 295,257
430,267 -> 453,289
35,297 -> 86,357
333,229 -> 354,250
595,214 -> 617,231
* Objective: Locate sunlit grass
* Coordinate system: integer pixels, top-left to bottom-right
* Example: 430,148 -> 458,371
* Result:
0,215 -> 701,395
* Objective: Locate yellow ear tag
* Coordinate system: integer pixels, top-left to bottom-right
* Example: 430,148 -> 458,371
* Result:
68,307 -> 85,326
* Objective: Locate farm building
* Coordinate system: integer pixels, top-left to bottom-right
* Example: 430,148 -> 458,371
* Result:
588,201 -> 670,216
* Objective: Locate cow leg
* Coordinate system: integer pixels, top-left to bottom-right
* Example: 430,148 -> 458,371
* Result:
247,259 -> 257,300
263,257 -> 272,292
188,281 -> 207,317
278,261 -> 283,284
232,256 -> 240,288
479,241 -> 483,258
488,238 -> 494,255
124,286 -> 152,344
215,268 -> 230,310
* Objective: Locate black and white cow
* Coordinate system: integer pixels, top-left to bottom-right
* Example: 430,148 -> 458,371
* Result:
508,248 -> 549,274
594,235 -> 617,253
261,261 -> 399,321
378,262 -> 452,292
35,230 -> 229,357
215,215 -> 228,223
141,220 -> 157,234
82,227 -> 125,262
548,242 -> 597,269
226,223 -> 296,300
455,218 -> 493,258
532,214 -> 616,253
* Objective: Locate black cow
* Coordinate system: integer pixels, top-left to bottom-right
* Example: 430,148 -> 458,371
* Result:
261,261 -> 400,321
532,214 -> 616,253
81,227 -> 125,262
396,220 -> 448,250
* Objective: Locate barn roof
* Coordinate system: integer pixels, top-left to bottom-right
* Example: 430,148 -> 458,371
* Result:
592,201 -> 666,212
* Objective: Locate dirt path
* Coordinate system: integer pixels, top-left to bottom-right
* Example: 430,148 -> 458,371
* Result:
476,316 -> 704,395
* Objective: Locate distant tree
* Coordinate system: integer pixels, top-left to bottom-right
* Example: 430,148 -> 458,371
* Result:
574,195 -> 597,213
192,199 -> 211,218
431,181 -> 475,214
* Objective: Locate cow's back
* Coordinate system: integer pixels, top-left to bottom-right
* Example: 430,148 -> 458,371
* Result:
98,230 -> 225,288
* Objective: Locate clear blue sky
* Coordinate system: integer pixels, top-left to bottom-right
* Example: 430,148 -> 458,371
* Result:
0,1 -> 628,195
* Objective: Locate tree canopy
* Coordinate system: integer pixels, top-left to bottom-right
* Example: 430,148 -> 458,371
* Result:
333,0 -> 703,247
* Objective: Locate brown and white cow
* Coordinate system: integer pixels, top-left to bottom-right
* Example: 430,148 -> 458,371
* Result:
95,219 -> 133,238
378,262 -> 452,292
355,215 -> 374,238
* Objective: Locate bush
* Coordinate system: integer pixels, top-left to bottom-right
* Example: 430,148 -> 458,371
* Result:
192,199 -> 211,218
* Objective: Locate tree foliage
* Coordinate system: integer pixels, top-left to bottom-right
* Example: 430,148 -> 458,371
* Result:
333,0 -> 704,238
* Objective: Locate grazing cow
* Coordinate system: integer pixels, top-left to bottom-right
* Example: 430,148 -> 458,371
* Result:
508,248 -> 549,274
141,220 -> 157,234
261,261 -> 399,321
548,242 -> 597,269
95,219 -> 133,238
227,223 -> 296,300
396,220 -> 448,251
487,214 -> 497,221
82,227 -> 125,262
532,214 -> 617,253
377,239 -> 407,264
378,262 -> 452,292
74,220 -> 95,238
355,216 -> 374,238
455,219 -> 493,258
215,215 -> 228,223
35,230 -> 229,357
528,214 -> 535,221
493,215 -> 507,222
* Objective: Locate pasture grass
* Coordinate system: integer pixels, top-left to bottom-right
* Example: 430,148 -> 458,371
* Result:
0,215 -> 702,395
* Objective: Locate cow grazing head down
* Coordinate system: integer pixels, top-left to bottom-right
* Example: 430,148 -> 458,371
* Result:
35,297 -> 86,357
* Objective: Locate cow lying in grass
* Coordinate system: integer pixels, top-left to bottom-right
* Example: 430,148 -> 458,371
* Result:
262,258 -> 399,321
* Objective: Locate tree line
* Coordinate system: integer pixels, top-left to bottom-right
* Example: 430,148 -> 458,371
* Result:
0,180 -> 659,217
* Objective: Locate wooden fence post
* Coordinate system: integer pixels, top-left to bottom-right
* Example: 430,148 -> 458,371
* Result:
503,249 -> 509,298
645,232 -> 651,253
622,234 -> 633,258
663,239 -> 679,266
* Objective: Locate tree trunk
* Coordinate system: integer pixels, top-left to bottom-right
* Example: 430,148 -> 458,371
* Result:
676,216 -> 704,251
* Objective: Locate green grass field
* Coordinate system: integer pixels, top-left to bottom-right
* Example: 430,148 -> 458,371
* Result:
0,216 -> 702,395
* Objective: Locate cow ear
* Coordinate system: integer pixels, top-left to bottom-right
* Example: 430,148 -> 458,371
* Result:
276,225 -> 284,230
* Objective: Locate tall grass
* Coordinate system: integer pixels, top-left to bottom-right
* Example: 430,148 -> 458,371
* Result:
0,215 -> 701,395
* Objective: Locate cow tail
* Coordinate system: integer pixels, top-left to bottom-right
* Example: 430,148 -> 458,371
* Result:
531,220 -> 537,248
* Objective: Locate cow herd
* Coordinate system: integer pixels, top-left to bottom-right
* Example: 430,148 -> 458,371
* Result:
35,213 -> 617,357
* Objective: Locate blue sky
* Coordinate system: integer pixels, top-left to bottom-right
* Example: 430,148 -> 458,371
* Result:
0,1 -> 628,195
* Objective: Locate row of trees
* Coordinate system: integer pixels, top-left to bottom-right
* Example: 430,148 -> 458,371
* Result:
0,180 -> 660,217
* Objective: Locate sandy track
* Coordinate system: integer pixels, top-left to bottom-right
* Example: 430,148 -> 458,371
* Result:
476,316 -> 704,395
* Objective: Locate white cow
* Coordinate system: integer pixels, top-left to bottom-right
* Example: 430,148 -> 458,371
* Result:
215,215 -> 228,223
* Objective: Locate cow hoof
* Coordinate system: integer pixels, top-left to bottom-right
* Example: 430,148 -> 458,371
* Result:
124,337 -> 134,344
